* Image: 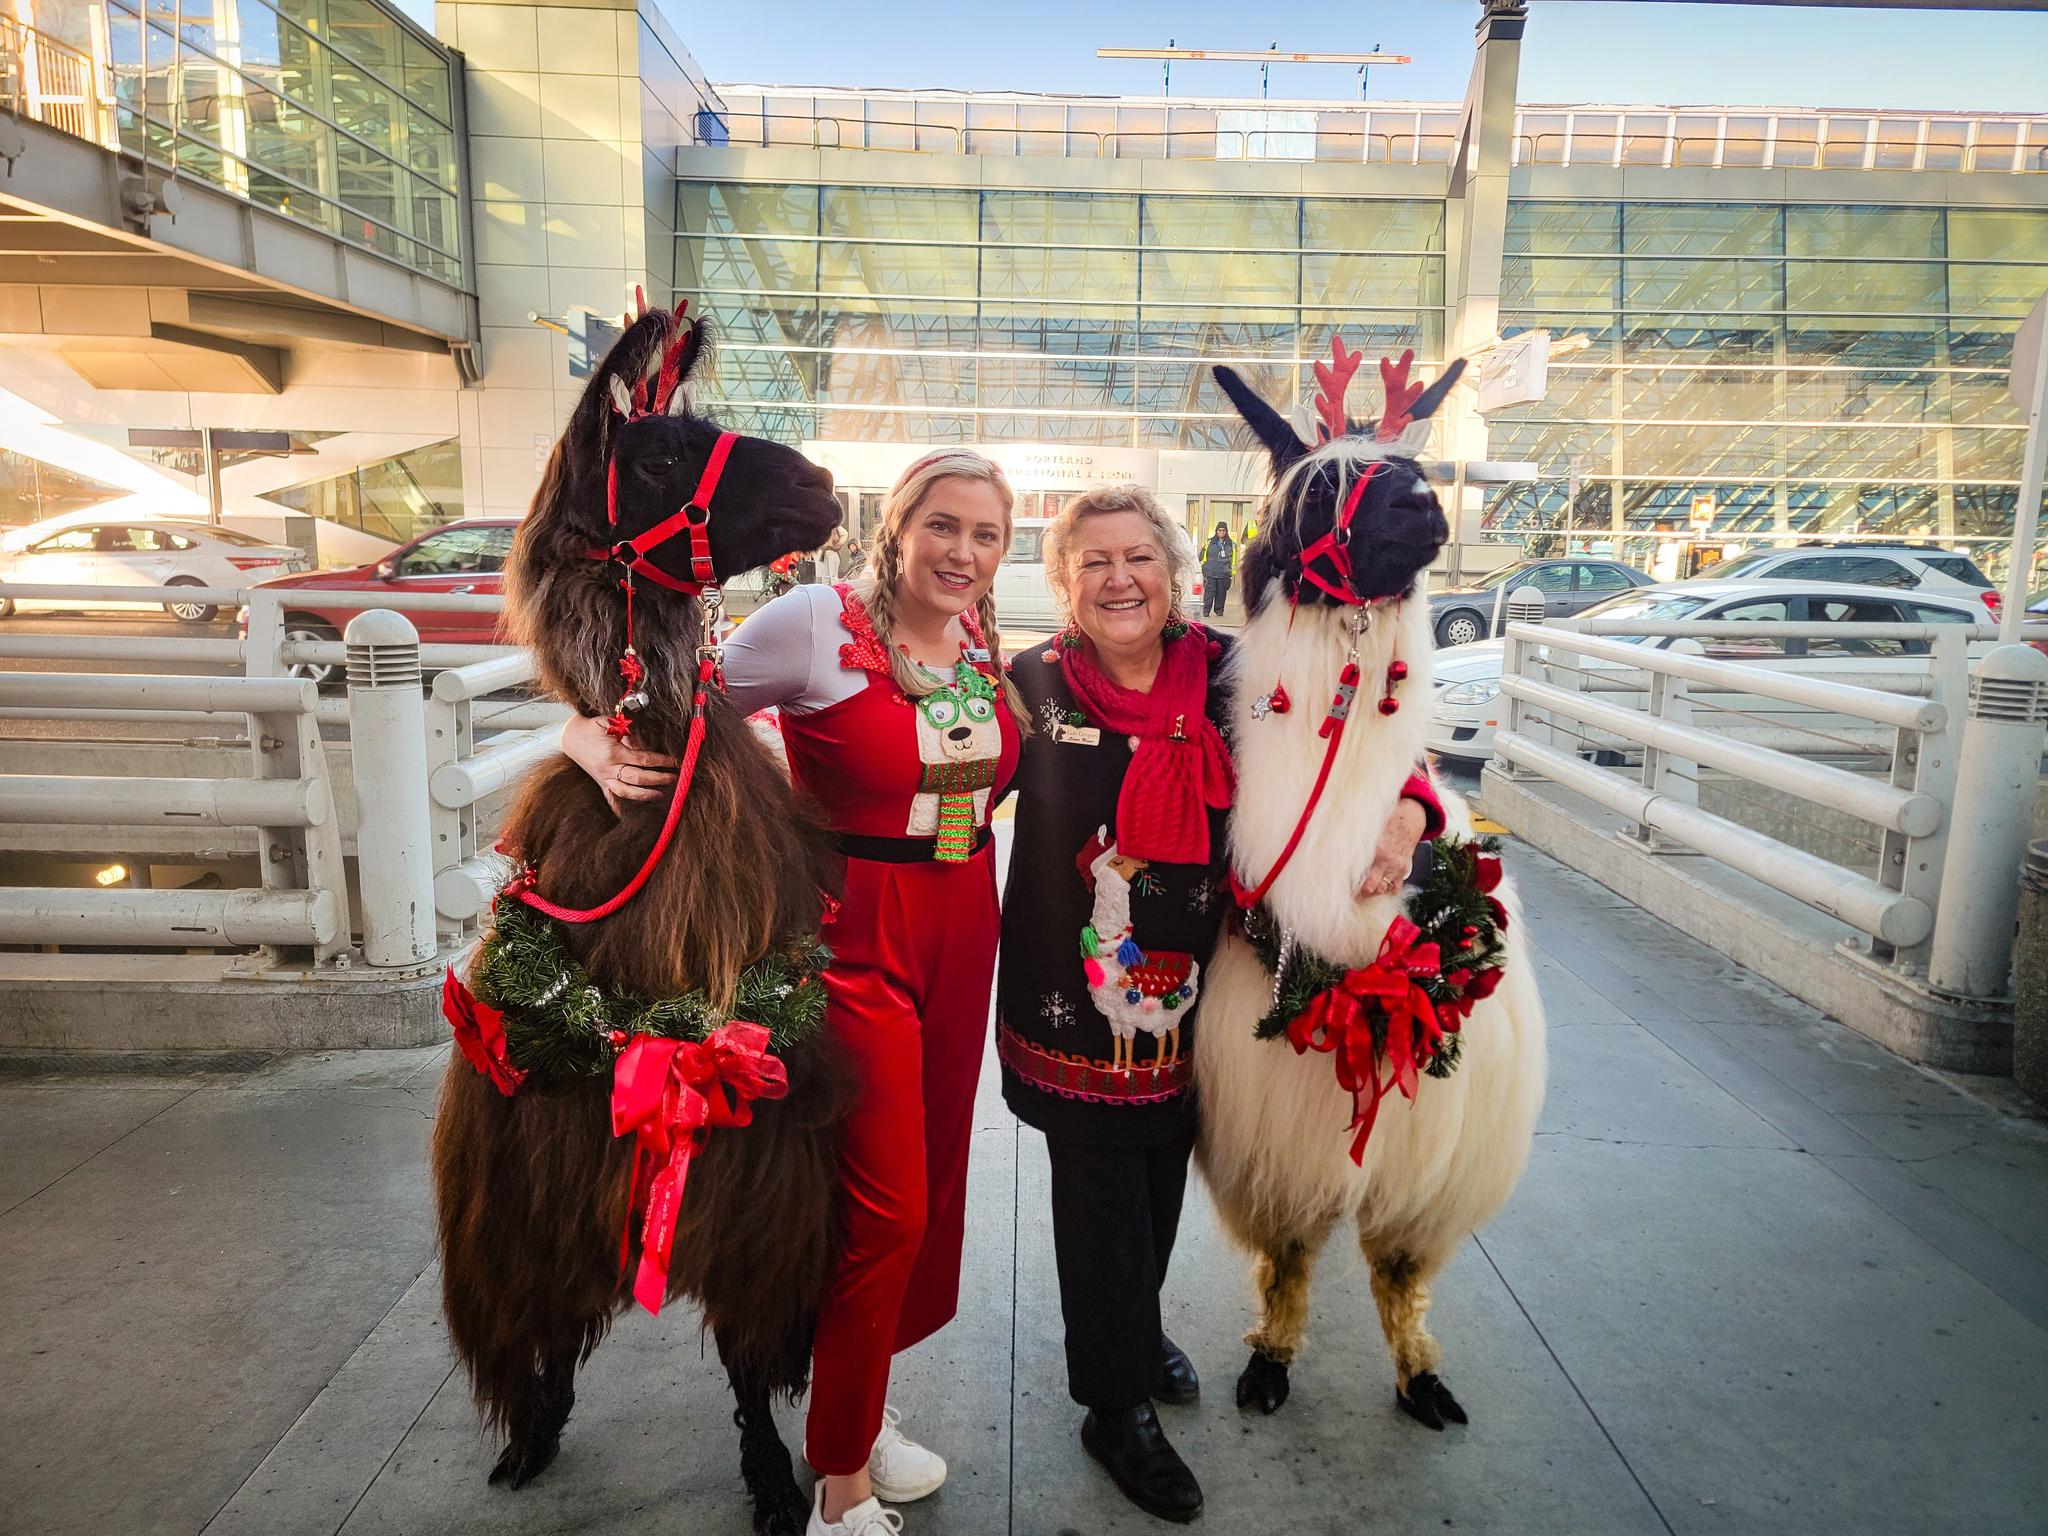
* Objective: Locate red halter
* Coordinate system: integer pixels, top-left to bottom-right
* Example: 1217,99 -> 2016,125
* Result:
1293,460 -> 1383,608
595,429 -> 737,596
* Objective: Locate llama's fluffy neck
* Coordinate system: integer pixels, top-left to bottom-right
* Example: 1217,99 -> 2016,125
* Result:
1224,583 -> 1434,965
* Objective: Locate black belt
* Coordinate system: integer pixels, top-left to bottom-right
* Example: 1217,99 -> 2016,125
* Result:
835,827 -> 993,864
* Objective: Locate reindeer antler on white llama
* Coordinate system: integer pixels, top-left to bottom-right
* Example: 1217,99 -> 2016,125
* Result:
1078,827 -> 1198,1071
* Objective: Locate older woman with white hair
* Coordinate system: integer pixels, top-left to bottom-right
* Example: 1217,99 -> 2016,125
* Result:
996,485 -> 1442,1524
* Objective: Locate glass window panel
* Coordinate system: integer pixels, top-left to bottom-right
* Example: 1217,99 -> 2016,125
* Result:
1139,416 -> 1240,451
1624,258 -> 1781,314
980,308 -> 1136,357
1300,310 -> 1442,363
1492,364 -> 1617,423
1787,261 -> 1945,318
1622,367 -> 1776,420
1506,201 -> 1619,255
819,241 -> 978,299
915,98 -> 965,154
1141,195 -> 1296,249
326,0 -> 399,72
1951,428 -> 2025,481
1502,256 -> 1619,310
1620,114 -> 1671,166
1138,316 -> 1295,360
714,404 -> 822,445
965,101 -> 1016,156
980,245 -> 1137,303
1016,102 -> 1066,153
1921,120 -> 1969,171
1820,118 -> 1872,169
982,412 -> 1131,446
1719,116 -> 1770,168
1302,199 -> 1445,253
1622,204 -> 1781,258
1786,206 -> 1942,259
1783,370 -> 1942,424
863,100 -> 916,152
676,235 -> 818,294
401,31 -> 451,119
1568,114 -> 1617,165
699,348 -> 819,403
1315,112 -> 1370,164
1623,423 -> 1779,479
679,183 -> 817,238
1167,106 -> 1217,157
1141,249 -> 1295,310
1949,210 -> 2048,262
406,107 -> 454,185
1302,253 -> 1443,308
1871,121 -> 1920,171
1972,120 -> 2020,172
1779,427 -> 1935,479
695,294 -> 822,352
823,186 -> 976,243
821,351 -> 973,409
1132,361 -> 1289,417
818,299 -> 979,352
982,191 -> 1135,247
1772,117 -> 1819,169
1518,112 -> 1567,164
979,357 -> 1128,410
1950,264 -> 2048,320
1788,325 -> 1938,367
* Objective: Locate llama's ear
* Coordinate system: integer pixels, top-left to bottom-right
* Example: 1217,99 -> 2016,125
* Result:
1405,357 -> 1467,424
608,376 -> 633,417
1213,366 -> 1307,471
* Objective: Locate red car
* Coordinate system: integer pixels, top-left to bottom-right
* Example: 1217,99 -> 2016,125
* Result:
243,519 -> 516,683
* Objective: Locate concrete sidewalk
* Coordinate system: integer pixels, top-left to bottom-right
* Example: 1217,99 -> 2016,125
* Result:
3,847 -> 2046,1535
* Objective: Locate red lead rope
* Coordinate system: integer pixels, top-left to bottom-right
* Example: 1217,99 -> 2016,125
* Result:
508,654 -> 718,925
1229,658 -> 1360,911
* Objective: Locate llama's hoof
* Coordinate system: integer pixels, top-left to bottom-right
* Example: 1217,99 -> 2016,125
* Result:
488,1432 -> 562,1490
748,1476 -> 809,1536
1396,1370 -> 1468,1431
1235,1350 -> 1291,1414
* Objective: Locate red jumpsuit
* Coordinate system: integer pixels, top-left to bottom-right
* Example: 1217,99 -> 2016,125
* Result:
779,588 -> 1020,1475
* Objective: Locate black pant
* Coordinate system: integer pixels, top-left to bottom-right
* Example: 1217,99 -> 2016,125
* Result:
1200,576 -> 1228,617
1044,1130 -> 1195,1413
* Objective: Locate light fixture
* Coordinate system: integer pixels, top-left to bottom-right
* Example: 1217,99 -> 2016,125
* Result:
94,864 -> 128,887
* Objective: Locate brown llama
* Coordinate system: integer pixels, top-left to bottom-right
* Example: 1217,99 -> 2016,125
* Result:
430,305 -> 847,1535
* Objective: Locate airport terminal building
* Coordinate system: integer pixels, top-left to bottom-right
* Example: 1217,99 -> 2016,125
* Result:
1,0 -> 2044,574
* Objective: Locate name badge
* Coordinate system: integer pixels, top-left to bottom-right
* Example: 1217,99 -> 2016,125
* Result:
964,647 -> 991,664
1054,722 -> 1101,747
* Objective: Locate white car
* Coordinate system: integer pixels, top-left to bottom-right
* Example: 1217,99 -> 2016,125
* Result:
1702,543 -> 1997,607
1425,578 -> 1988,765
0,519 -> 307,622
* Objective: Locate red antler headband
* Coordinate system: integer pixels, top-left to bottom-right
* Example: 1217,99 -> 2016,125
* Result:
1313,336 -> 1364,444
1375,348 -> 1429,443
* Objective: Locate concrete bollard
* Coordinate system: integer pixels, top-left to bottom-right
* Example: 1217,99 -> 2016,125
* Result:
1504,584 -> 1546,632
2014,841 -> 2048,1106
1927,644 -> 2048,1001
345,609 -> 437,967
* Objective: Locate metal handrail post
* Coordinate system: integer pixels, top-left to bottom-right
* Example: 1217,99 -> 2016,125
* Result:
237,695 -> 348,971
423,682 -> 477,941
1884,628 -> 1968,971
1635,637 -> 1700,851
344,611 -> 436,969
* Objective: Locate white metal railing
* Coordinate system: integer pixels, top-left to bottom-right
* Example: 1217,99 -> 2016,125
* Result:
1488,614 -> 2023,980
0,669 -> 347,958
0,581 -> 565,974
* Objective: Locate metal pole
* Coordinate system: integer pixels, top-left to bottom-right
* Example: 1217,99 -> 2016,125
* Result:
344,609 -> 437,967
2000,296 -> 2048,643
1926,644 -> 2048,999
201,425 -> 224,526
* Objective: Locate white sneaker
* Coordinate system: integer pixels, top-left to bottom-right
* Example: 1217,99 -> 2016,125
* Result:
807,1483 -> 904,1536
867,1405 -> 948,1503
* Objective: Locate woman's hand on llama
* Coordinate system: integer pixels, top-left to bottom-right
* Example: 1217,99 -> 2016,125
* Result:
1358,797 -> 1428,898
561,713 -> 678,815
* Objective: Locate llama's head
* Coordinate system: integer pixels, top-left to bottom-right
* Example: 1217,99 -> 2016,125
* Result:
508,303 -> 842,729
1213,342 -> 1464,619
1077,827 -> 1146,889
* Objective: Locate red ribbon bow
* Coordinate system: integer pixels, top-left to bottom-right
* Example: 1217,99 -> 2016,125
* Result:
443,965 -> 526,1098
610,1023 -> 789,1315
1284,916 -> 1443,1165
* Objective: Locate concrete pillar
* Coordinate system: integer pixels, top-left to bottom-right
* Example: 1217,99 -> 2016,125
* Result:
436,0 -> 721,519
1442,2 -> 1528,576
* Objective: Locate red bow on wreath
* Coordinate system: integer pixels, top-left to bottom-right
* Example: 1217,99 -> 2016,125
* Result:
1286,915 -> 1444,1165
443,965 -> 526,1098
610,1023 -> 789,1315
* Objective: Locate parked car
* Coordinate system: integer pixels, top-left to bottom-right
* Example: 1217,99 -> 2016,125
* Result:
1425,578 -> 1988,765
242,519 -> 517,683
1703,542 -> 1997,609
0,520 -> 307,622
1427,557 -> 1651,648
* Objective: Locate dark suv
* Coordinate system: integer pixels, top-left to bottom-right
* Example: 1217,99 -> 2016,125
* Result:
1427,558 -> 1651,648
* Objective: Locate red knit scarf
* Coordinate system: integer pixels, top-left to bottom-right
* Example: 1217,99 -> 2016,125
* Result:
1059,626 -> 1236,866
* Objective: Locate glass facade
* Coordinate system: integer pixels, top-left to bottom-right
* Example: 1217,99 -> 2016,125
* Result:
93,0 -> 461,282
675,182 -> 1445,450
260,438 -> 463,545
1488,202 -> 2048,567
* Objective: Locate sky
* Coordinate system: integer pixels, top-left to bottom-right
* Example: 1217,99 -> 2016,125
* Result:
398,1 -> 2048,112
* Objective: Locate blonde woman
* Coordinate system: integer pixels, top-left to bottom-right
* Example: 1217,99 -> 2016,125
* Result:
563,450 -> 1029,1536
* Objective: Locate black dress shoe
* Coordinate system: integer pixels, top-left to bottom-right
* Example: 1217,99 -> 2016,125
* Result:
1155,1335 -> 1200,1406
1080,1403 -> 1203,1524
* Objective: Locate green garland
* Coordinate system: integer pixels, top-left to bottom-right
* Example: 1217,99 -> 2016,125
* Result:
473,900 -> 831,1083
1242,834 -> 1510,1081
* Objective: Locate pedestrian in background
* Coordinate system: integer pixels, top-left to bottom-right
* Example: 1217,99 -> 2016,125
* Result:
1199,520 -> 1235,619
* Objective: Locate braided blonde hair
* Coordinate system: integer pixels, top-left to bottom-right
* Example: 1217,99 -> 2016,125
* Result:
851,449 -> 1032,732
